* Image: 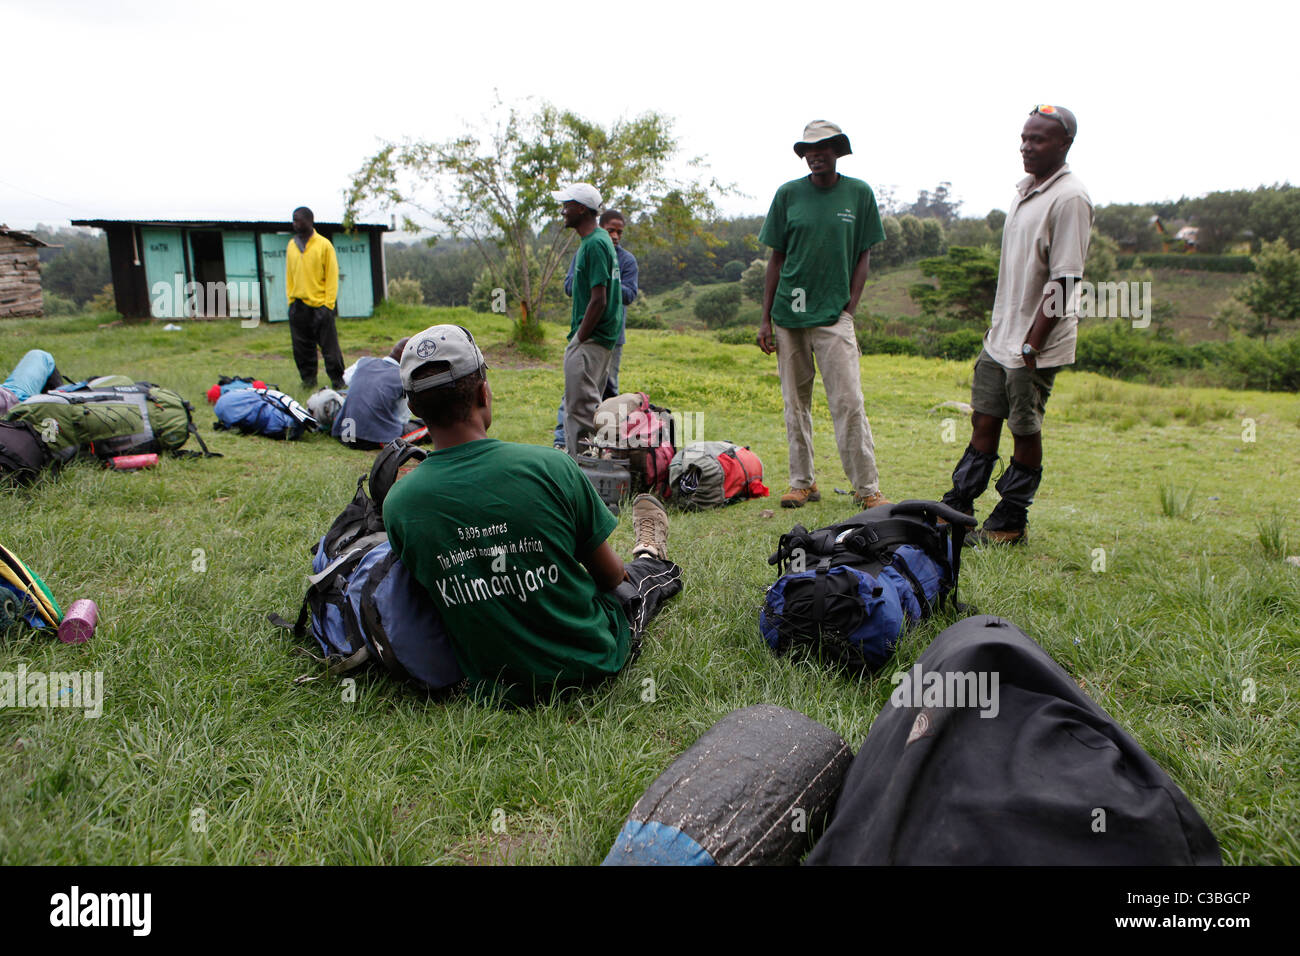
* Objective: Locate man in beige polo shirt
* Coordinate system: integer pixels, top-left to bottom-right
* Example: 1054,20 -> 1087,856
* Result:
940,105 -> 1092,545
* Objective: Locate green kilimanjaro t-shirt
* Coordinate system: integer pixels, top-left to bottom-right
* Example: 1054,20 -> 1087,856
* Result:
569,228 -> 621,348
383,438 -> 628,704
757,174 -> 886,329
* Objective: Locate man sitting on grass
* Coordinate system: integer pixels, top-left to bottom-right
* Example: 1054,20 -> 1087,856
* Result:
331,336 -> 411,450
383,324 -> 683,705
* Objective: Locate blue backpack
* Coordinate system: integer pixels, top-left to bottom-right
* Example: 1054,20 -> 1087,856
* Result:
214,387 -> 316,440
269,440 -> 463,692
759,500 -> 976,671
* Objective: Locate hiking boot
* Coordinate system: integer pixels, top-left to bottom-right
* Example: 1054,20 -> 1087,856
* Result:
964,527 -> 1027,548
854,490 -> 891,509
780,483 -> 821,508
631,493 -> 669,561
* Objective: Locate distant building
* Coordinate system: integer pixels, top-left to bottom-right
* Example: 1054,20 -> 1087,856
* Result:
0,226 -> 51,318
69,218 -> 389,321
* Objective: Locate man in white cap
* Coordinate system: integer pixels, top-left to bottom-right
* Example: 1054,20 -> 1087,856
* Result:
553,183 -> 622,455
939,105 -> 1091,546
383,324 -> 682,705
757,121 -> 890,511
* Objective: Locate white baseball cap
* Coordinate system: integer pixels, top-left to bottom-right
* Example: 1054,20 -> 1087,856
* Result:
551,183 -> 602,212
400,325 -> 487,393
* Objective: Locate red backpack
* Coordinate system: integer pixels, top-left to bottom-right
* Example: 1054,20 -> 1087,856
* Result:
592,392 -> 676,498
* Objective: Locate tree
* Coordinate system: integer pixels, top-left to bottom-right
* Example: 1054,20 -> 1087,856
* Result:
1234,238 -> 1300,340
920,218 -> 946,258
908,246 -> 1000,324
946,218 -> 994,248
873,215 -> 905,268
722,259 -> 746,282
904,181 -> 962,224
1183,189 -> 1254,253
1093,203 -> 1160,253
1247,184 -> 1300,250
984,209 -> 1006,233
739,258 -> 766,302
32,226 -> 110,306
345,98 -> 726,342
1086,230 -> 1119,283
898,214 -> 925,261
693,284 -> 741,328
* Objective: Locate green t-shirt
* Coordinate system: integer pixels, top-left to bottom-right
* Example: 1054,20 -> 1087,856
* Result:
383,438 -> 628,704
569,228 -> 622,348
757,174 -> 886,328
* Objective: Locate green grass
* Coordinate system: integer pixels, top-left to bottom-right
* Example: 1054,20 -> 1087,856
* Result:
2,307 -> 1298,864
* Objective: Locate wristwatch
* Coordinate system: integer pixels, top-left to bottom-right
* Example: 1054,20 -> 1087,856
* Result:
1021,343 -> 1039,359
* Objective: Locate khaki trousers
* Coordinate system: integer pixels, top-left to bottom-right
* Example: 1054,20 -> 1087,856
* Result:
774,314 -> 880,495
563,337 -> 614,455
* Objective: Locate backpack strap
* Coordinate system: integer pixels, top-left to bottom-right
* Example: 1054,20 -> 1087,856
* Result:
368,439 -> 427,515
884,549 -> 931,618
357,548 -> 414,684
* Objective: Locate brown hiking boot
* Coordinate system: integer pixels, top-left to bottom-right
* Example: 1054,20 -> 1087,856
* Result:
631,494 -> 669,561
964,527 -> 1026,548
780,483 -> 821,508
854,490 -> 891,509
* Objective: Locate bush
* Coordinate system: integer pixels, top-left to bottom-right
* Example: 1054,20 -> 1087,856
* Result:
1114,254 -> 1254,273
86,284 -> 118,315
661,297 -> 682,312
42,292 -> 80,315
740,258 -> 766,302
722,259 -> 746,282
857,332 -> 921,356
694,284 -> 742,328
932,328 -> 984,360
715,325 -> 754,345
386,274 -> 424,305
625,310 -> 665,330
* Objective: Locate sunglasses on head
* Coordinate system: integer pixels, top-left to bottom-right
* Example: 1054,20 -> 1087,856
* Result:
1030,104 -> 1069,132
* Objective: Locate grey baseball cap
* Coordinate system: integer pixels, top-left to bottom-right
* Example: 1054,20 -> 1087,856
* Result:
400,325 -> 487,393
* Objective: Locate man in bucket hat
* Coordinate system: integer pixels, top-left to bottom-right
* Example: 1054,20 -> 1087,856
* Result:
757,120 -> 890,510
383,324 -> 683,705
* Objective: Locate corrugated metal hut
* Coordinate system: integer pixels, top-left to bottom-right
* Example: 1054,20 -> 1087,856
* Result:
69,218 -> 389,321
0,226 -> 51,318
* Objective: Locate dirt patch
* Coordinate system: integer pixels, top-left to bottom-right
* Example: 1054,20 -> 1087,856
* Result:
450,827 -> 557,865
484,343 -> 555,371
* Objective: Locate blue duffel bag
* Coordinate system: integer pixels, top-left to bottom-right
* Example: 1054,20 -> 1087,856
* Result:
759,500 -> 976,672
214,387 -> 316,440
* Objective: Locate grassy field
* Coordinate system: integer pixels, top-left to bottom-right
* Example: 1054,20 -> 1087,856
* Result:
2,306 -> 1297,865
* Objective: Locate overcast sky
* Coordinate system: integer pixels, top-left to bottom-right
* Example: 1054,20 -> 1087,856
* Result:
4,0 -> 1298,235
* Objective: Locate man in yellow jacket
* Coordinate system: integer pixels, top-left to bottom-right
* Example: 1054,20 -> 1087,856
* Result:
286,206 -> 345,390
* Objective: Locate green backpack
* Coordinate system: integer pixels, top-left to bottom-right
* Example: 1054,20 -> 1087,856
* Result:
4,375 -> 216,462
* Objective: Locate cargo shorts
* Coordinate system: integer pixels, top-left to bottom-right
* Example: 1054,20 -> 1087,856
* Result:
970,348 -> 1057,436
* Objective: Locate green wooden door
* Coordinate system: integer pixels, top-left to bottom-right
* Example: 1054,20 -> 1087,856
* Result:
222,232 -> 261,320
259,232 -> 291,323
141,227 -> 186,319
333,232 -> 373,317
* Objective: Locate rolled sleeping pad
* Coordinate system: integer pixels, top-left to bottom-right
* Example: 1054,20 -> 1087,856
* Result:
805,615 -> 1222,865
603,704 -> 854,866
